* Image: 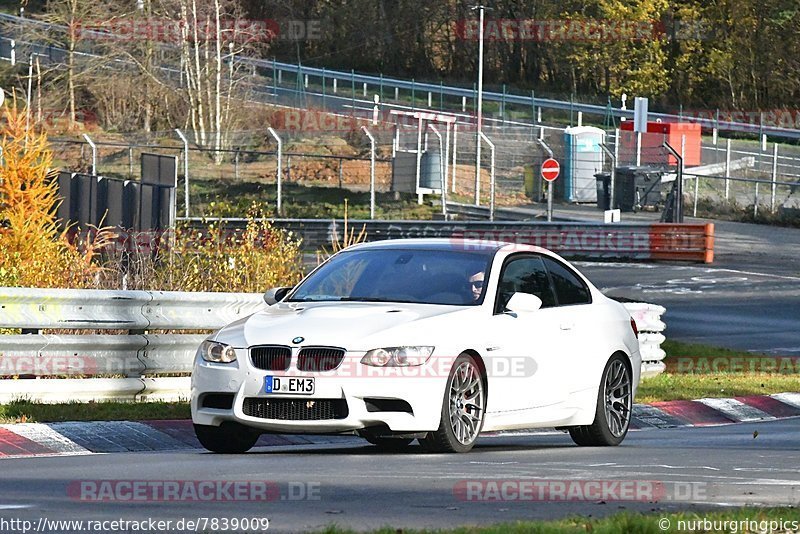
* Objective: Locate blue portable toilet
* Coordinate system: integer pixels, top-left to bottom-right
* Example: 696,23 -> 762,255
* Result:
563,126 -> 605,202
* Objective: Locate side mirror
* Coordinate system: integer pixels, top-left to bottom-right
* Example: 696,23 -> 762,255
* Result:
264,287 -> 292,305
506,292 -> 542,313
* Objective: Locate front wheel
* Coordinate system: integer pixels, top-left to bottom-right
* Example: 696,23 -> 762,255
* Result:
420,354 -> 486,453
194,422 -> 260,453
569,354 -> 633,446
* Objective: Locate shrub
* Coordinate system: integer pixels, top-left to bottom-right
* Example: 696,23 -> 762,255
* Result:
109,207 -> 305,293
0,99 -> 109,288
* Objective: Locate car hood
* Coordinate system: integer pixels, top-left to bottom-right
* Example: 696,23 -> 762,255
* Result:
213,300 -> 472,350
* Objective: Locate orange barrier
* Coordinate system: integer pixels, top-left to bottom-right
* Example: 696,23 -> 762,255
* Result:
649,223 -> 714,263
453,223 -> 715,263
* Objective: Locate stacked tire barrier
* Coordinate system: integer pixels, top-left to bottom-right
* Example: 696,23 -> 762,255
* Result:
625,302 -> 668,378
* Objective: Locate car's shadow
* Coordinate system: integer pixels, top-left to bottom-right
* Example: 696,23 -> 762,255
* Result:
239,436 -> 579,455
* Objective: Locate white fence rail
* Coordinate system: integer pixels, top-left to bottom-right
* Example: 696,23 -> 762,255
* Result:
0,288 -> 666,402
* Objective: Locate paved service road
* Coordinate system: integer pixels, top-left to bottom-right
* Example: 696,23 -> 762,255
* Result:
554,206 -> 800,353
1,420 -> 798,532
579,262 -> 800,353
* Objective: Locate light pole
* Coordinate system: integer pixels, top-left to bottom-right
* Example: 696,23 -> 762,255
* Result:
472,4 -> 486,206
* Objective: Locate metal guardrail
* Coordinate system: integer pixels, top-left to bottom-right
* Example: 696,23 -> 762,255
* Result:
0,287 -> 264,330
0,287 -> 666,402
2,12 -> 800,140
0,288 -> 265,402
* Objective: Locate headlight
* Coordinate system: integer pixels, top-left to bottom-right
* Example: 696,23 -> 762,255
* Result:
361,346 -> 434,367
198,340 -> 237,363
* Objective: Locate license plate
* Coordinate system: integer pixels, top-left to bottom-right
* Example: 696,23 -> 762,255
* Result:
265,376 -> 315,395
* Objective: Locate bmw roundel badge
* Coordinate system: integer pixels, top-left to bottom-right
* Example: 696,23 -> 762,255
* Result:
292,336 -> 305,344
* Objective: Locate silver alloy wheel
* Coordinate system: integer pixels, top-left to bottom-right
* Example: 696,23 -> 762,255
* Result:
448,360 -> 485,445
604,359 -> 632,437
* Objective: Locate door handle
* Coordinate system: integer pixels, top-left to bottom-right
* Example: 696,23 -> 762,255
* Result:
560,323 -> 574,330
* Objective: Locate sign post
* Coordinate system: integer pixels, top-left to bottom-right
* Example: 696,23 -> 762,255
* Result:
541,158 -> 560,222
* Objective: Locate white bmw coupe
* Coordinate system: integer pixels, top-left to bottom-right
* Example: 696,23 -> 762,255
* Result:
191,238 -> 641,453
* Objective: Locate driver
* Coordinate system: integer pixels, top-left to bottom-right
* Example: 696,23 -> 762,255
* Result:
468,269 -> 485,302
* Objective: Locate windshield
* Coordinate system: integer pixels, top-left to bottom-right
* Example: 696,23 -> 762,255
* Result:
288,248 -> 494,305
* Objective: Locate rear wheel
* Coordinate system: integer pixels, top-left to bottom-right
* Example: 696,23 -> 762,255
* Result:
569,354 -> 632,446
194,422 -> 259,453
420,354 -> 486,453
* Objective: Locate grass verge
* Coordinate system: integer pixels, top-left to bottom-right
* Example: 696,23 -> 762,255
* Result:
0,399 -> 190,424
637,339 -> 800,403
317,507 -> 800,533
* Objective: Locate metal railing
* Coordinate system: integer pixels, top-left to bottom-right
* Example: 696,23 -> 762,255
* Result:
0,287 -> 665,402
3,11 -> 800,140
0,288 -> 265,402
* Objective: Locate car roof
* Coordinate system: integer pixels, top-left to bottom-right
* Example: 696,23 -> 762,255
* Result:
346,238 -> 512,253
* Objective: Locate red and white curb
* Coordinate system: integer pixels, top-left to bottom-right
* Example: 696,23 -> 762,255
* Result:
632,392 -> 800,429
0,393 -> 798,458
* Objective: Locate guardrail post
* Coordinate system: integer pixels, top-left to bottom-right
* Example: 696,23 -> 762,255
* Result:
444,122 -> 451,198
771,143 -> 778,213
175,129 -> 190,218
428,125 -> 447,218
478,131 -> 495,221
415,116 -> 423,204
128,145 -> 133,178
361,126 -> 376,219
451,124 -> 459,194
725,139 -> 731,200
321,68 -> 326,109
351,69 -> 355,117
754,182 -> 759,218
267,127 -> 283,215
82,133 -> 97,175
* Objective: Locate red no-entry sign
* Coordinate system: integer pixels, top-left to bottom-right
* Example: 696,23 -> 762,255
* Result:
541,158 -> 560,182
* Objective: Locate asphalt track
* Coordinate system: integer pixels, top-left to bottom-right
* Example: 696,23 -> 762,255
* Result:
576,216 -> 800,354
0,420 -> 798,532
580,261 -> 800,353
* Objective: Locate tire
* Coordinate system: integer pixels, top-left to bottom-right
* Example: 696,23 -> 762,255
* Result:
419,354 -> 486,453
362,433 -> 414,451
194,422 -> 260,453
569,354 -> 633,447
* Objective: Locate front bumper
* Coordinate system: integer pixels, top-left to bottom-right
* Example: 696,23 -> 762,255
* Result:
191,348 -> 448,433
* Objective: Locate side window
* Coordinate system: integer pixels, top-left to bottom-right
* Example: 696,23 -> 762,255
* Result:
542,257 -> 591,305
495,256 -> 556,313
